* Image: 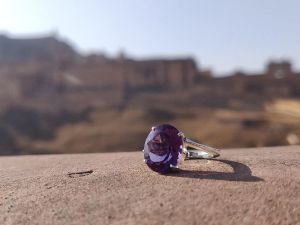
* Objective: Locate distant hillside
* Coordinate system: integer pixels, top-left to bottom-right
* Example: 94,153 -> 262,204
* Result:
0,34 -> 78,63
1,33 -> 300,155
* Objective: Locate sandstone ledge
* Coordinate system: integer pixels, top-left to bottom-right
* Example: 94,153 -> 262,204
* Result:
0,146 -> 299,225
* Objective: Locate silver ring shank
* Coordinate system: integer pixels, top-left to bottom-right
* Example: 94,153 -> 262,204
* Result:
183,138 -> 220,159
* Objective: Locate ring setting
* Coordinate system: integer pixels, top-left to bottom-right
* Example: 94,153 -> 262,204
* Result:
143,124 -> 220,173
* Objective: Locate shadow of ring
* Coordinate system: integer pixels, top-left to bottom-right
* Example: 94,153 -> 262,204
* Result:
166,159 -> 264,182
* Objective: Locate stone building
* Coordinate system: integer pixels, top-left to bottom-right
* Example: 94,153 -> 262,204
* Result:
265,60 -> 294,78
0,33 -> 78,69
121,58 -> 198,89
1,33 -> 300,104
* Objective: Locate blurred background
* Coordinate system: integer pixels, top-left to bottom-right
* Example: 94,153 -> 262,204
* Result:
0,0 -> 300,155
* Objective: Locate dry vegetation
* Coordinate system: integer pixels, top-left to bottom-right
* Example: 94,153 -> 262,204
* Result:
21,98 -> 300,154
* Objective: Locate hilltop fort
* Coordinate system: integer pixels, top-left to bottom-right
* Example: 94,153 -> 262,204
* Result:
0,34 -> 300,105
1,34 -> 300,154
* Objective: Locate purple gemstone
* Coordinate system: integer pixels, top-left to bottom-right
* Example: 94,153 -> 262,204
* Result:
144,124 -> 183,173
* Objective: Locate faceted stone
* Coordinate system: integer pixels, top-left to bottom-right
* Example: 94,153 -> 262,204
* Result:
144,124 -> 183,173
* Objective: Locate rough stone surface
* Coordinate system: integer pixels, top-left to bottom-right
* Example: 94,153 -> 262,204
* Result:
0,146 -> 299,225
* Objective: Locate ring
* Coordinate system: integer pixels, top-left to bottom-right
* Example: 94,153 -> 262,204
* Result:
143,124 -> 220,173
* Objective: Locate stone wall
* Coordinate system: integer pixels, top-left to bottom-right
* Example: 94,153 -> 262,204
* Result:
1,34 -> 300,102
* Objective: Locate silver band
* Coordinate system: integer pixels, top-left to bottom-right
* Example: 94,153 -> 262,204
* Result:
178,131 -> 220,159
183,137 -> 220,159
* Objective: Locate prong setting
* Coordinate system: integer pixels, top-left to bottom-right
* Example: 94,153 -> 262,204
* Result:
177,131 -> 185,137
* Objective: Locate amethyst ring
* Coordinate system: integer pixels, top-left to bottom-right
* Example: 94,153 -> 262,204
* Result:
143,124 -> 220,173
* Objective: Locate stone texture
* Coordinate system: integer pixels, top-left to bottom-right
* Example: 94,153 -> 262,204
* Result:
0,146 -> 299,225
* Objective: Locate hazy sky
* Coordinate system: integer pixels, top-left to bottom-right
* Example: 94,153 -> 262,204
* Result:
0,0 -> 299,75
